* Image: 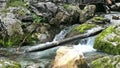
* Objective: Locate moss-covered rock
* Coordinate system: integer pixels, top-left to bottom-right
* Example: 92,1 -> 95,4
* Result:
92,17 -> 105,24
73,23 -> 96,33
91,55 -> 120,68
94,25 -> 120,55
0,59 -> 21,68
66,23 -> 96,38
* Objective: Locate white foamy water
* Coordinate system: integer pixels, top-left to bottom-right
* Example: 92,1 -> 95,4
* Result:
73,27 -> 102,53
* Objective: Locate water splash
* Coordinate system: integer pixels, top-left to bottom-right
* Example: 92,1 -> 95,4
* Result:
73,27 -> 102,53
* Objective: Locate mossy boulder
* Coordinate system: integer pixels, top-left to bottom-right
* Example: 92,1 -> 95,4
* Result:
94,25 -> 120,55
0,59 -> 21,68
66,23 -> 96,37
91,55 -> 120,68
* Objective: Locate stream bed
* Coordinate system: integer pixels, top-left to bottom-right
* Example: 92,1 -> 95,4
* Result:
0,11 -> 120,68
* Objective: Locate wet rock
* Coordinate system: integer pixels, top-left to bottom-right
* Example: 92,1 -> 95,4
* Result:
80,5 -> 96,23
0,58 -> 21,68
94,25 -> 120,55
91,55 -> 120,68
53,46 -> 88,68
111,3 -> 120,11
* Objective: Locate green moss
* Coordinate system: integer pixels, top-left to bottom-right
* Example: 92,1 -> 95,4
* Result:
73,23 -> 96,33
91,55 -> 120,68
32,13 -> 48,23
0,32 -> 38,47
94,26 -> 120,55
92,17 -> 105,23
63,4 -> 71,9
7,0 -> 25,7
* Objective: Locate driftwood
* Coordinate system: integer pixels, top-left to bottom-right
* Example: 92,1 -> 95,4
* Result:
25,27 -> 104,52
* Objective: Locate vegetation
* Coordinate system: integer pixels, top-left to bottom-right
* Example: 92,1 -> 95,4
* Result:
94,26 -> 120,55
92,17 -> 105,23
91,55 -> 120,68
7,0 -> 25,7
73,23 -> 96,33
0,33 -> 37,47
32,13 -> 48,24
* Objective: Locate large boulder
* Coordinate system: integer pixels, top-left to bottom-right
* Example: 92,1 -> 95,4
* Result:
30,2 -> 58,21
80,5 -> 96,23
50,4 -> 81,25
0,58 -> 21,68
26,23 -> 56,43
0,13 -> 23,36
53,46 -> 88,68
91,55 -> 120,68
94,25 -> 120,55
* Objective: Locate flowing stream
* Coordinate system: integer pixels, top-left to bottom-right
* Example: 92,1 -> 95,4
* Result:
1,12 -> 120,67
0,26 -> 108,68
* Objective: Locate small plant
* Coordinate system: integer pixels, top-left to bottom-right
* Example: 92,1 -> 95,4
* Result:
32,13 -> 48,24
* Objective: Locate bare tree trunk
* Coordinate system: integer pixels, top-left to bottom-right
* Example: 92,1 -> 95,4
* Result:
25,27 -> 104,52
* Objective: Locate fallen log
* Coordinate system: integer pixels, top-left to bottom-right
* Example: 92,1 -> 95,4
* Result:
25,27 -> 104,52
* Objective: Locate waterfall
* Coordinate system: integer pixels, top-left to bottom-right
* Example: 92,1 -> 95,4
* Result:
53,26 -> 72,41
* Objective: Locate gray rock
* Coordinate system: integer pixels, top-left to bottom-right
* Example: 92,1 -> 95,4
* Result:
0,0 -> 6,9
80,5 -> 96,23
0,13 -> 23,36
31,2 -> 58,21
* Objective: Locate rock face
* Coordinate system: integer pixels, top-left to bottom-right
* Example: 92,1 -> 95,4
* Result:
0,13 -> 23,36
0,59 -> 21,68
91,55 -> 120,68
53,46 -> 88,68
0,0 -> 6,9
30,2 -> 58,21
80,5 -> 96,23
94,25 -> 120,55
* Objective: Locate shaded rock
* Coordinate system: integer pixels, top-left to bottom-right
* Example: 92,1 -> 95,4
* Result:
80,5 -> 96,23
26,23 -> 55,43
94,25 -> 120,55
53,46 -> 88,68
50,4 -> 81,25
91,55 -> 120,68
21,16 -> 33,22
111,3 -> 120,11
50,12 -> 70,25
30,2 -> 58,21
0,58 -> 21,68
